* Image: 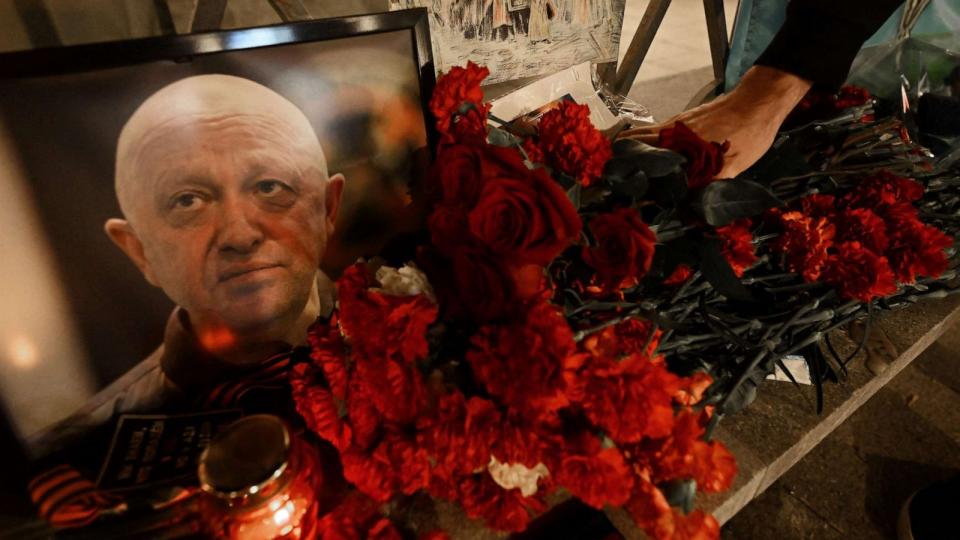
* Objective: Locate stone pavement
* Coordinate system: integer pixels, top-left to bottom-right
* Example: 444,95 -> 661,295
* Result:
722,321 -> 960,539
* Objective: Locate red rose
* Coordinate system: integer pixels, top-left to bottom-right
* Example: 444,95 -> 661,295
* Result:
532,100 -> 612,186
468,164 -> 582,266
821,241 -> 897,302
716,219 -> 757,277
657,121 -> 729,189
427,144 -> 582,267
430,144 -> 487,207
583,208 -> 657,292
417,245 -> 519,323
430,62 -> 490,144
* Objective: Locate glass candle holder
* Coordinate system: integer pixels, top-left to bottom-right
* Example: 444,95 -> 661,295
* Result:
197,414 -> 323,540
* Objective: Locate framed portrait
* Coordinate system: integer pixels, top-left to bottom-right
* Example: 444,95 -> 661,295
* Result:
0,7 -> 435,473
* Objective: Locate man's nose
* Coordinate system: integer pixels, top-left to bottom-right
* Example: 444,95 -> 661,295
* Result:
216,198 -> 264,255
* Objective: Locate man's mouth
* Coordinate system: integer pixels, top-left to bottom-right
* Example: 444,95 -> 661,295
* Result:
218,263 -> 282,283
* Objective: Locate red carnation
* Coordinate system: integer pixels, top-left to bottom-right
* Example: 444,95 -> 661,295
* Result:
800,193 -> 838,220
416,393 -> 500,481
581,317 -> 661,359
843,171 -> 924,209
836,207 -> 889,253
883,208 -> 953,283
468,301 -> 575,414
663,264 -> 694,286
290,361 -> 351,452
336,264 -> 438,364
583,208 -> 657,292
341,429 -> 430,503
316,492 -> 384,540
716,219 -> 757,277
657,121 -> 729,189
821,241 -> 897,302
835,85 -> 873,109
430,62 -> 490,144
565,353 -> 682,443
532,100 -> 612,186
770,210 -> 835,281
555,434 -> 634,508
457,474 -> 546,532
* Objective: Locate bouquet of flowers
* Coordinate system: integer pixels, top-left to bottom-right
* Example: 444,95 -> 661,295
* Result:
290,63 -> 738,539
290,62 -> 957,539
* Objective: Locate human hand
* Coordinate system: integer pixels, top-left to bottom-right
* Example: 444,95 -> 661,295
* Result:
619,66 -> 812,178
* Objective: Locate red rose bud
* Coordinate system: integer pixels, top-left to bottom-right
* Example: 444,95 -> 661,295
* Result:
583,208 -> 656,292
657,121 -> 729,189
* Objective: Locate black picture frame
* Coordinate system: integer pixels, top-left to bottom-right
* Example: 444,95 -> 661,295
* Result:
0,7 -> 437,504
0,8 -> 437,150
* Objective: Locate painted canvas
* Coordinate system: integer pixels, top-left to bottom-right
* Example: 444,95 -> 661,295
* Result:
390,0 -> 626,84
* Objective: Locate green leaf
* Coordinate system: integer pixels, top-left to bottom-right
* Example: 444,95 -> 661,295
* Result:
566,182 -> 582,210
661,479 -> 698,514
646,171 -> 689,207
487,126 -> 519,148
606,166 -> 649,199
611,139 -> 686,179
696,178 -> 783,227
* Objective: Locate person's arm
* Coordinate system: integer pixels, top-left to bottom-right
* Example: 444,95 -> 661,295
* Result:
756,0 -> 904,90
622,0 -> 906,178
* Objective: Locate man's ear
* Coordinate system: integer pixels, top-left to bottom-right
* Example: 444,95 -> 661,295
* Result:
324,173 -> 345,233
104,218 -> 159,286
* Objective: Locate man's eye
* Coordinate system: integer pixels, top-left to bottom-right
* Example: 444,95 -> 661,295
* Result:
254,180 -> 296,207
256,180 -> 287,195
172,193 -> 202,209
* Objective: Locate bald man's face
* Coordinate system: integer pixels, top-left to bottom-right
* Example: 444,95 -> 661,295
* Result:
113,108 -> 342,336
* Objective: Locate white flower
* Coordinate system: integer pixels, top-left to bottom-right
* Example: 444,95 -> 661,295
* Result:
486,455 -> 550,497
372,263 -> 436,302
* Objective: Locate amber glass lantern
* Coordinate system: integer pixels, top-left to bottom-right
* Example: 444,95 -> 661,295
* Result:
197,415 -> 323,539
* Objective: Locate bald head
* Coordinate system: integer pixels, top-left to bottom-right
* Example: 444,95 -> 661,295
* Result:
115,74 -> 329,223
105,74 -> 344,347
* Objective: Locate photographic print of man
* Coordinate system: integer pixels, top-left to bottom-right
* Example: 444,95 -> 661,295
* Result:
26,74 -> 344,457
